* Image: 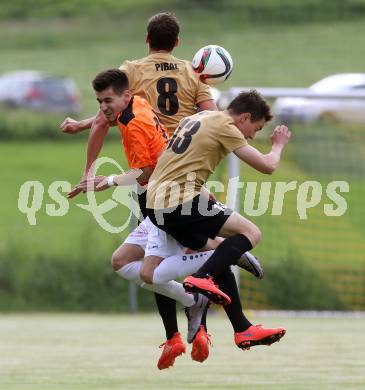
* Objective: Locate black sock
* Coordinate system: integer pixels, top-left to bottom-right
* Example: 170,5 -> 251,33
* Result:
194,234 -> 253,278
200,311 -> 208,332
214,268 -> 252,333
154,293 -> 178,339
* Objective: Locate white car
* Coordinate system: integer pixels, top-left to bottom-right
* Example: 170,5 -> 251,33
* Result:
273,73 -> 365,124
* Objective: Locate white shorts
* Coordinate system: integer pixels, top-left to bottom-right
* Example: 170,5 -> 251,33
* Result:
124,217 -> 185,258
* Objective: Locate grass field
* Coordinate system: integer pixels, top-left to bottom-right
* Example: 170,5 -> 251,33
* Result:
0,140 -> 131,257
0,312 -> 364,390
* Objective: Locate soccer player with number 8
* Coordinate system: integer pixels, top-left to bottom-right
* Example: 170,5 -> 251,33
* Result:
60,13 -> 219,369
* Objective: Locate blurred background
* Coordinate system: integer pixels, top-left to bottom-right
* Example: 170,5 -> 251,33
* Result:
1,0 -> 364,313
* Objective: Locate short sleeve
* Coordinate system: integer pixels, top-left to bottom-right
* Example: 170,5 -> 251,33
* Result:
119,61 -> 135,90
219,120 -> 248,153
195,81 -> 213,104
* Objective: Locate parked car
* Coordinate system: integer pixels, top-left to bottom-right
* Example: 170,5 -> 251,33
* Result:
0,70 -> 80,115
273,73 -> 365,123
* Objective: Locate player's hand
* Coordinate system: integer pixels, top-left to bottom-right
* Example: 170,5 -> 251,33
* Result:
208,192 -> 217,202
60,117 -> 83,134
68,173 -> 86,199
70,175 -> 109,196
271,125 -> 291,146
67,185 -> 84,199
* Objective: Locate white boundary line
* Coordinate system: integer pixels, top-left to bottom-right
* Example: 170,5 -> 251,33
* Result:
249,310 -> 365,318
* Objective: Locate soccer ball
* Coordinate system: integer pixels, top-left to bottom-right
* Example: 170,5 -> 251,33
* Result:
192,45 -> 233,85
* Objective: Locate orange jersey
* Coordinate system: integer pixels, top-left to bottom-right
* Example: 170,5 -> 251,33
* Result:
117,95 -> 168,170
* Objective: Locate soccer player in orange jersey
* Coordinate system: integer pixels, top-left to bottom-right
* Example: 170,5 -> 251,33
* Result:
61,13 -> 217,369
75,69 -> 266,369
72,68 -> 213,369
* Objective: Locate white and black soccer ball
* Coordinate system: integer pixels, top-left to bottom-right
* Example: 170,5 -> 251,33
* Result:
192,45 -> 233,85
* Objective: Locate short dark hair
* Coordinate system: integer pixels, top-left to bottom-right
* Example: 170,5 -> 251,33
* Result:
147,12 -> 180,52
228,90 -> 273,122
92,69 -> 129,95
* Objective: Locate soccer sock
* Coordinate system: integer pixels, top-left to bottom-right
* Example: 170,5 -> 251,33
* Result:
117,262 -> 195,340
116,262 -> 195,307
154,293 -> 178,340
199,297 -> 208,331
152,249 -> 256,284
194,234 -> 253,278
214,268 -> 252,332
152,250 -> 214,284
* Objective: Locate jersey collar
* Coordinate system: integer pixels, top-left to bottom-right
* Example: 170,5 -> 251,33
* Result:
117,96 -> 135,126
148,52 -> 175,60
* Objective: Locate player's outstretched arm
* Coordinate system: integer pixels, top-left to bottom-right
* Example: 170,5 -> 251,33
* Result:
71,175 -> 109,194
60,116 -> 96,134
94,168 -> 144,190
100,166 -> 152,188
71,166 -> 150,195
60,108 -> 110,134
68,111 -> 111,198
234,125 -> 291,174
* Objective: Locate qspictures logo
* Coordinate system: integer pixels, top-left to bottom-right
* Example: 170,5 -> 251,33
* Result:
17,157 -> 142,234
17,157 -> 350,234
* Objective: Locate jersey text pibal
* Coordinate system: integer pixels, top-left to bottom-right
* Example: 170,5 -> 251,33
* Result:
155,63 -> 179,71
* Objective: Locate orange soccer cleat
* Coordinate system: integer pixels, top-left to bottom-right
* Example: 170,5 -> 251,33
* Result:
191,325 -> 212,363
234,324 -> 286,350
183,276 -> 231,306
157,332 -> 186,370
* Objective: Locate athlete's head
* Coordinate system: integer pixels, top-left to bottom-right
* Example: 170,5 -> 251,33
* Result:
146,12 -> 180,52
92,69 -> 132,122
228,90 -> 273,139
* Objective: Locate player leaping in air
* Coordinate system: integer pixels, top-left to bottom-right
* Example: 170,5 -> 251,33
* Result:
61,13 -> 218,369
61,12 -> 263,369
75,69 -> 265,367
146,90 -> 290,350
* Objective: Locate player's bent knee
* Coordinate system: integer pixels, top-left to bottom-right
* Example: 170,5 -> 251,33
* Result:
237,225 -> 261,247
249,225 -> 262,247
140,256 -> 163,284
111,250 -> 128,271
140,265 -> 153,284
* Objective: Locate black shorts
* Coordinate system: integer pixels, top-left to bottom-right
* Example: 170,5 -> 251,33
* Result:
146,195 -> 233,250
137,190 -> 147,219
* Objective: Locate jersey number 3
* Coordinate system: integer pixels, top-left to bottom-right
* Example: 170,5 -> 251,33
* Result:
167,119 -> 201,154
157,78 -> 179,116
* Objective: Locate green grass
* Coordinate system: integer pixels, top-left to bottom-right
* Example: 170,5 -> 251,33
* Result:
0,139 -> 132,257
1,16 -> 365,118
1,134 -> 364,310
1,0 -> 365,22
1,12 -> 365,140
1,133 -> 364,266
0,313 -> 364,389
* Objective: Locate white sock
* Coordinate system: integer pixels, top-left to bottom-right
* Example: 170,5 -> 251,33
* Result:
152,250 -> 214,284
152,250 -> 253,284
116,261 -> 194,307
